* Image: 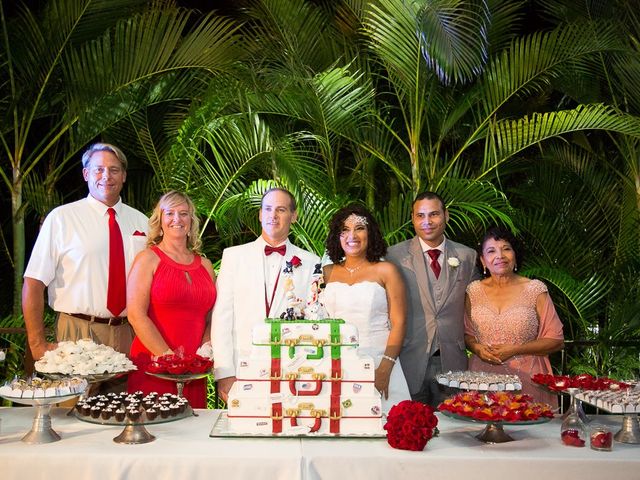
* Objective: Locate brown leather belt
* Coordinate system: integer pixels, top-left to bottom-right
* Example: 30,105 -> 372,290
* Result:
67,313 -> 128,326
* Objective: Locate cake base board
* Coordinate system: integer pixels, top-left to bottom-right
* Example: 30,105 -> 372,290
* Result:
209,411 -> 386,438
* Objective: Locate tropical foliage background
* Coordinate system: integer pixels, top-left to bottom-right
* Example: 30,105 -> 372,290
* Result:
1,0 -> 639,399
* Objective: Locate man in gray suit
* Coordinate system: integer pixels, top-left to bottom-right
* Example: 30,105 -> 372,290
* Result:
387,191 -> 479,406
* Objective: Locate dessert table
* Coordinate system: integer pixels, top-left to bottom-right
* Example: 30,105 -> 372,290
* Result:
1,407 -> 638,480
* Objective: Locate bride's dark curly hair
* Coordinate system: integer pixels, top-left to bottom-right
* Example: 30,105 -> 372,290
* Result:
326,204 -> 387,263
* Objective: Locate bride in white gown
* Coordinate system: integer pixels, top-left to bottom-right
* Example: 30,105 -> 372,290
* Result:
321,205 -> 410,413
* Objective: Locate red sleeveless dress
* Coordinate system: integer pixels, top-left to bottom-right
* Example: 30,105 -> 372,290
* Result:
128,246 -> 216,407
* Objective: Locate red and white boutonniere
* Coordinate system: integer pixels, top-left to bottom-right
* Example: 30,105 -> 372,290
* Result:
447,257 -> 460,268
290,255 -> 302,268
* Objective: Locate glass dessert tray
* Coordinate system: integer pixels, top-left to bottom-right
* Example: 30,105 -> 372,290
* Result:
75,406 -> 193,444
42,371 -> 133,383
209,411 -> 386,438
441,410 -> 551,443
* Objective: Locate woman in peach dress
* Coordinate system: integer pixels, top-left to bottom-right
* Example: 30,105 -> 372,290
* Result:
464,226 -> 564,406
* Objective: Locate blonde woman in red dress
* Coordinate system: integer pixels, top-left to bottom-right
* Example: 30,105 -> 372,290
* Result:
127,191 -> 216,408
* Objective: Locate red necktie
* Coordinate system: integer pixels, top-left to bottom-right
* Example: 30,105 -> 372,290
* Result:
427,249 -> 441,279
107,208 -> 126,316
265,244 -> 286,256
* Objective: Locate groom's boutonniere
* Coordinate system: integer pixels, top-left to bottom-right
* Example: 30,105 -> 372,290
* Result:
290,255 -> 302,268
447,257 -> 460,268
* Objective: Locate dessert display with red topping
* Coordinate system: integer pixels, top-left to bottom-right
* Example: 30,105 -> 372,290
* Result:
561,428 -> 586,447
532,373 -> 631,392
590,427 -> 613,451
146,352 -> 213,375
439,391 -> 554,423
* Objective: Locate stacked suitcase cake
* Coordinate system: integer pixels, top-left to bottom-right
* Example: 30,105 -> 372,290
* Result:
226,318 -> 383,435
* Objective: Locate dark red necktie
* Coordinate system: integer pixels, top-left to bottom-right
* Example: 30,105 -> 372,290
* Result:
427,249 -> 441,279
107,208 -> 126,316
265,244 -> 286,256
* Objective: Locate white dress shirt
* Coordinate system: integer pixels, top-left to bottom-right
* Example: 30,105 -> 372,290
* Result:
24,194 -> 148,317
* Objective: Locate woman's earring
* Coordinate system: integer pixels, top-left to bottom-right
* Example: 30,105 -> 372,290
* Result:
483,266 -> 487,276
514,263 -> 518,272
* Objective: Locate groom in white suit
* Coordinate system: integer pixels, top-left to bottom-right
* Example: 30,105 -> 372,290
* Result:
212,188 -> 320,402
387,192 -> 479,406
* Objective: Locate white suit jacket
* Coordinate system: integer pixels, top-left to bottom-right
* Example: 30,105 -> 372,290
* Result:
212,238 -> 320,380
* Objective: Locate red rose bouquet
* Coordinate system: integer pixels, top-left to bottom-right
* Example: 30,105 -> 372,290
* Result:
532,373 -> 630,392
384,400 -> 439,451
438,391 -> 554,422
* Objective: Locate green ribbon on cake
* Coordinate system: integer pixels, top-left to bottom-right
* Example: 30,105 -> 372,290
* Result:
270,321 -> 281,359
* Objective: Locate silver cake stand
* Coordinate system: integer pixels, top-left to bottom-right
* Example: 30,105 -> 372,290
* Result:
0,392 -> 85,444
614,414 -> 640,443
75,406 -> 193,444
441,410 -> 551,443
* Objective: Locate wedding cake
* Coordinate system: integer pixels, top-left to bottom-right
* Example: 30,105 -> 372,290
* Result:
226,318 -> 383,435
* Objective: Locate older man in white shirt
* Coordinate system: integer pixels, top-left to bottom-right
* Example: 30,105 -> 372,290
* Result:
22,143 -> 148,360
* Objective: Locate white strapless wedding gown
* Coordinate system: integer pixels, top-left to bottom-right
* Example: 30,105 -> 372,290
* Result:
322,281 -> 411,413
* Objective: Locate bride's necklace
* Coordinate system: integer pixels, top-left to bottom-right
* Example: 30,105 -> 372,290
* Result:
343,260 -> 367,275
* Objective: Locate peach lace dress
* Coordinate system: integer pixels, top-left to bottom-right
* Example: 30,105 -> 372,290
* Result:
464,279 -> 564,405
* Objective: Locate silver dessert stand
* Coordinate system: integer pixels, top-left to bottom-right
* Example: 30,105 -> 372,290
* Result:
441,410 -> 551,443
613,414 -> 640,443
0,392 -> 84,444
75,406 -> 193,444
573,387 -> 640,444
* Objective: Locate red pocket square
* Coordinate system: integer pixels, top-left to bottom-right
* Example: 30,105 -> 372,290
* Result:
133,230 -> 146,236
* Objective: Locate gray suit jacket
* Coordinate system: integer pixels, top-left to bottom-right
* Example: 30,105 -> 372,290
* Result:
387,237 -> 478,394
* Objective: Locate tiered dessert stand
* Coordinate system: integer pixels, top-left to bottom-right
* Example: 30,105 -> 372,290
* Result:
576,387 -> 640,444
75,401 -> 193,444
440,410 -> 550,443
0,389 -> 86,444
533,375 -> 639,445
437,372 -> 551,443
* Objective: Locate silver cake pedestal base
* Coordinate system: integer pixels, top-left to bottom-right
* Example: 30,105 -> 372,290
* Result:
614,414 -> 640,444
113,423 -> 156,444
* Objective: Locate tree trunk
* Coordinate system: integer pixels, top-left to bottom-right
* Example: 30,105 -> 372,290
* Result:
11,174 -> 24,320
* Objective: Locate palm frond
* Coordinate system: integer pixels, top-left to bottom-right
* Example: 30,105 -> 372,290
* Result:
524,266 -> 611,329
245,0 -> 346,71
416,0 -> 490,84
437,177 -> 514,236
478,21 -> 622,118
63,8 -> 244,105
482,105 -> 640,175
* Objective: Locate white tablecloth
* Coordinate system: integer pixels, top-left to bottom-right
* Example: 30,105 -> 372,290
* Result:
1,408 -> 638,480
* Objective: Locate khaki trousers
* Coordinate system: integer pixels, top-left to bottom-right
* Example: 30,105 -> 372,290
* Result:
55,312 -> 134,394
56,312 -> 134,354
